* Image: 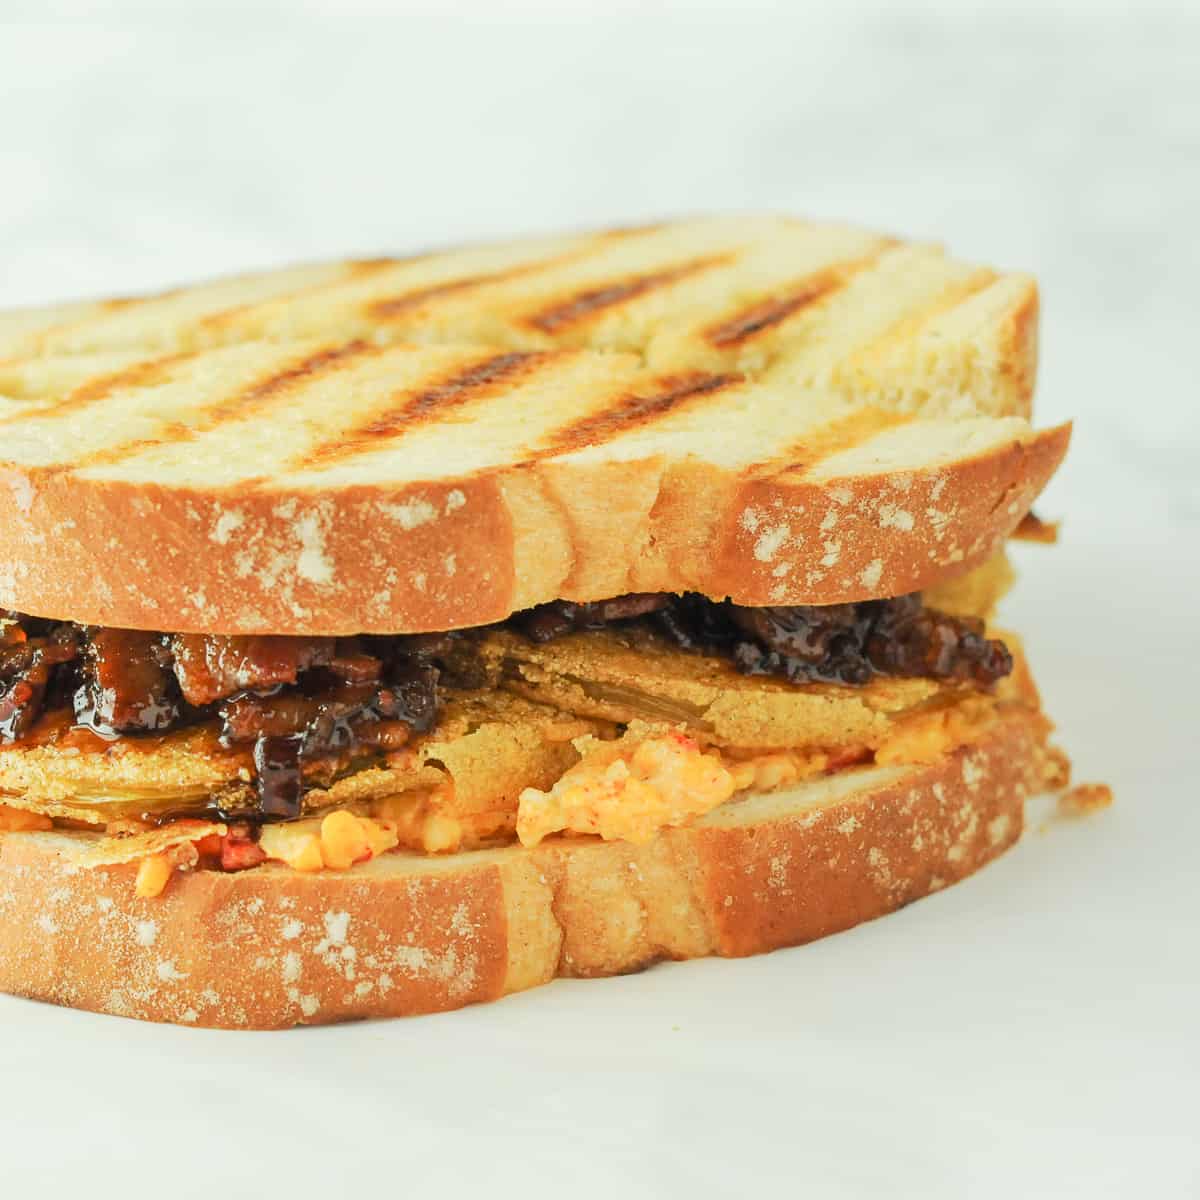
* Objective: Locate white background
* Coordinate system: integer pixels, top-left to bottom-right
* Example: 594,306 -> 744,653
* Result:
0,2 -> 1196,1196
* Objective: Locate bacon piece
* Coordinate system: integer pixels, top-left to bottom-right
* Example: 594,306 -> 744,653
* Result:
75,629 -> 178,734
656,593 -> 1013,688
0,623 -> 80,741
170,634 -> 338,706
220,829 -> 268,871
518,593 -> 671,642
326,648 -> 382,684
0,672 -> 49,741
216,666 -> 437,819
218,680 -> 380,745
217,665 -> 437,746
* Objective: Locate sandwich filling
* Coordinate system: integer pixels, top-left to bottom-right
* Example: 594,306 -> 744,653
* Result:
0,557 -> 1027,891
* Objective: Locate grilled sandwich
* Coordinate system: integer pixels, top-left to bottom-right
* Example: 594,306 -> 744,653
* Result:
0,216 -> 1076,1028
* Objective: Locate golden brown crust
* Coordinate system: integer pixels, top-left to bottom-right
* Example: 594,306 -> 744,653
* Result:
0,706 -> 1055,1028
0,423 -> 1069,635
1002,280 -> 1039,415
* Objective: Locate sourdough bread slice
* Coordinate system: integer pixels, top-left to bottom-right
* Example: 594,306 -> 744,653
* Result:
0,703 -> 1056,1028
0,336 -> 1068,633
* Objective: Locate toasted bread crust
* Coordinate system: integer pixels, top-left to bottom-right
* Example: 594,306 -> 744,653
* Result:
0,706 -> 1052,1028
0,422 -> 1068,634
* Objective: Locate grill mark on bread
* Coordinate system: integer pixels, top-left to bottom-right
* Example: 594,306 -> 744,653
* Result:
0,352 -> 192,426
368,274 -> 507,320
525,256 -> 729,333
706,286 -> 839,348
537,372 -> 741,455
70,341 -> 378,470
297,351 -> 550,467
705,251 -> 893,347
195,341 -> 378,426
366,243 -> 612,321
765,408 -> 916,480
847,270 -> 999,363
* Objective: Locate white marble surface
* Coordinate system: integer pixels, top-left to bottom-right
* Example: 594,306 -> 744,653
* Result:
0,3 -> 1197,1196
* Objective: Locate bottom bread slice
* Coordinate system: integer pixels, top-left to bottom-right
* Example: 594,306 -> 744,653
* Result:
0,706 -> 1055,1029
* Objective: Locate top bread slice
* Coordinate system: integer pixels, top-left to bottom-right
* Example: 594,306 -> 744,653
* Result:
0,217 -> 1065,635
0,217 -> 1037,420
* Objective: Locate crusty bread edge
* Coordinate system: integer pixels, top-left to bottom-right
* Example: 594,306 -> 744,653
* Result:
0,423 -> 1070,634
0,705 -> 1056,1029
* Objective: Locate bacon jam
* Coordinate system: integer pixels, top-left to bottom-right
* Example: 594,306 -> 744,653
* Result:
0,594 -> 1011,823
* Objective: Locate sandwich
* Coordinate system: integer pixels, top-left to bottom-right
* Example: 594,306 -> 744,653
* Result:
0,216 -> 1074,1028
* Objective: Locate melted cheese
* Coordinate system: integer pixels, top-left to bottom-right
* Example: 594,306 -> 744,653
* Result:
874,697 -> 996,765
17,696 -> 1007,886
517,698 -> 1002,848
259,811 -> 400,871
517,728 -> 737,846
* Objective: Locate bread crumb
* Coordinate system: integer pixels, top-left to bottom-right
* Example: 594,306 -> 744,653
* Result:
1057,783 -> 1113,816
1013,511 -> 1060,543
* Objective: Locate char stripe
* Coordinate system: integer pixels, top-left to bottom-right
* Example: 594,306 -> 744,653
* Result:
706,280 -> 842,346
526,256 -> 728,333
70,340 -> 377,472
367,242 -> 610,321
358,230 -> 656,319
844,271 -> 998,364
763,408 -> 915,481
298,350 -> 549,468
0,351 -> 193,426
704,250 -> 894,348
198,340 -> 376,426
539,372 -> 740,456
367,274 -> 500,319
